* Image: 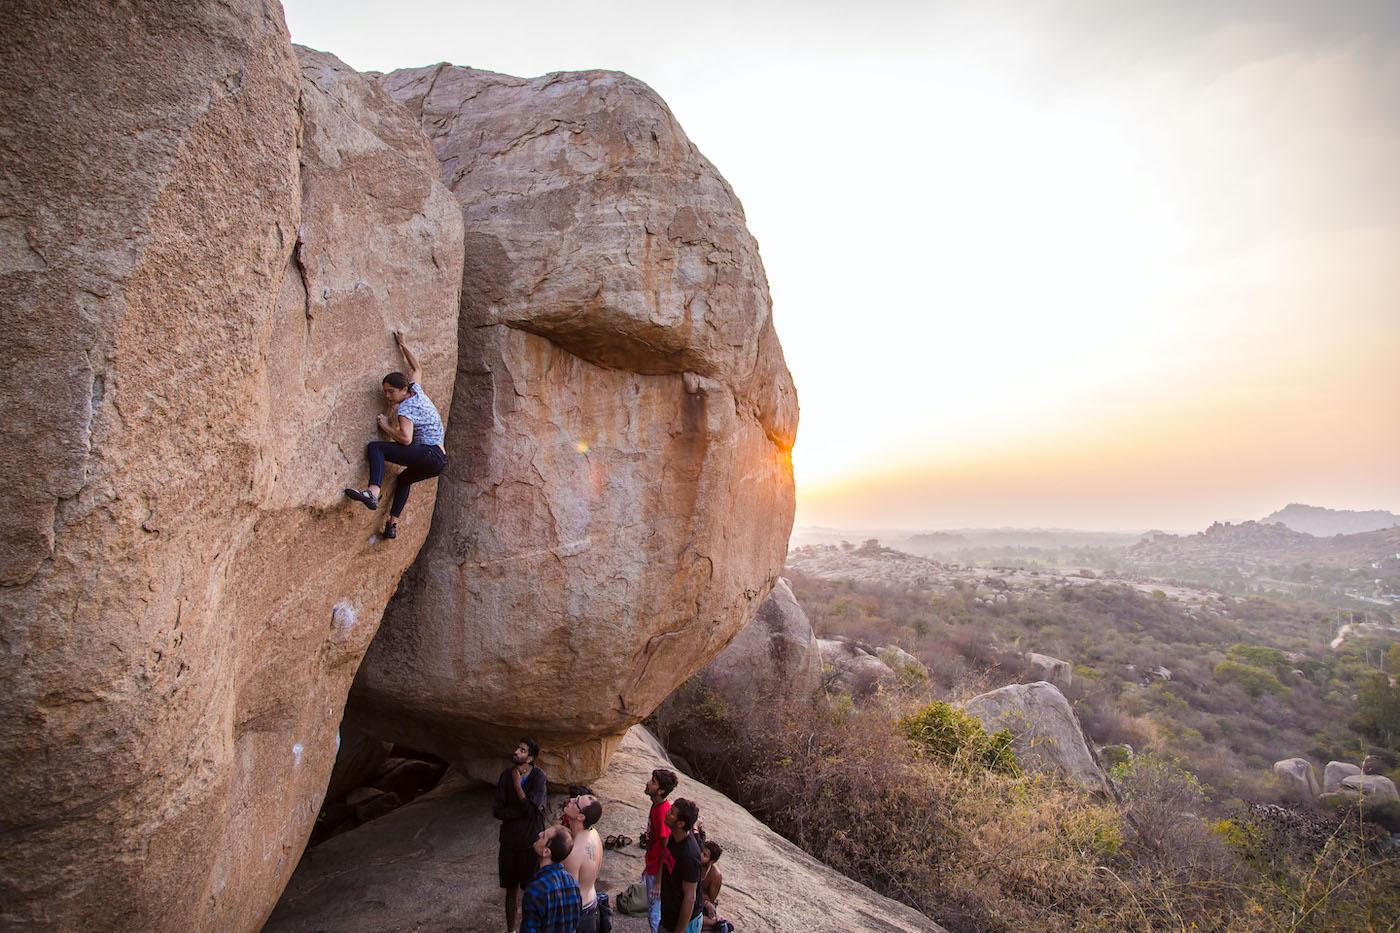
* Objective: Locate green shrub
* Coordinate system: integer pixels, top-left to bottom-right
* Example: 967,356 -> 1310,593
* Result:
898,701 -> 1020,775
1214,659 -> 1289,697
1225,642 -> 1289,673
1210,816 -> 1259,856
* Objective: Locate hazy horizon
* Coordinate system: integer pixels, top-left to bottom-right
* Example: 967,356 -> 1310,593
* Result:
283,0 -> 1400,532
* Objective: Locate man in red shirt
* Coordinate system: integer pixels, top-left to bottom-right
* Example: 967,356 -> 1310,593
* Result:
642,768 -> 678,933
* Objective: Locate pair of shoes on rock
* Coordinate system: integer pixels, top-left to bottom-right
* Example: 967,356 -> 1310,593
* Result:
603,834 -> 632,849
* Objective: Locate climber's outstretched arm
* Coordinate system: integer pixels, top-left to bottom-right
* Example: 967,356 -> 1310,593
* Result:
393,330 -> 422,385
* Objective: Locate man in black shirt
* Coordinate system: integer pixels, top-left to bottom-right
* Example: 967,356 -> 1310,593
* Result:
658,797 -> 703,933
493,738 -> 548,933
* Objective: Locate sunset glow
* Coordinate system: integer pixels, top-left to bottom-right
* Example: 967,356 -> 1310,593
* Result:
284,0 -> 1400,531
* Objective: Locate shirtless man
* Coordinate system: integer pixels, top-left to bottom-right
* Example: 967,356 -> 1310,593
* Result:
561,793 -> 605,933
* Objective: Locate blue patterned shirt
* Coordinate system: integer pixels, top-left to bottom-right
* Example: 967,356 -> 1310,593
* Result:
395,383 -> 444,447
521,862 -> 581,933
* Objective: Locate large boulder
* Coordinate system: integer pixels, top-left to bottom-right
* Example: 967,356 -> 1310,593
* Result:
0,9 -> 462,930
963,682 -> 1109,793
1024,652 -> 1072,691
265,727 -> 944,932
701,577 -> 822,698
349,65 -> 797,781
1323,761 -> 1362,795
1273,758 -> 1322,800
654,578 -> 821,768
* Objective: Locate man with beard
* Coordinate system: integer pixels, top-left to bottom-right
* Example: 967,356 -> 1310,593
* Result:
493,738 -> 548,933
560,792 -> 605,933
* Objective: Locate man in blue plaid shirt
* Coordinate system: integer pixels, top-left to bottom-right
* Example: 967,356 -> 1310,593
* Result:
520,826 -> 581,933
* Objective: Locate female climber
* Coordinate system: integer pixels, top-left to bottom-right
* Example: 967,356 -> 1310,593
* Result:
343,331 -> 447,540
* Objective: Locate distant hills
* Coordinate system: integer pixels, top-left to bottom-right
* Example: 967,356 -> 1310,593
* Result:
1129,520 -> 1387,566
1262,503 -> 1400,537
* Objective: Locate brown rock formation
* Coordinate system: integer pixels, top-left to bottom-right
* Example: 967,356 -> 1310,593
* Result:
349,65 -> 797,781
265,727 -> 944,932
0,6 -> 461,929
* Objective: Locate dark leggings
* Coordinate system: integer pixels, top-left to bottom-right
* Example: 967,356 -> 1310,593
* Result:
367,441 -> 448,518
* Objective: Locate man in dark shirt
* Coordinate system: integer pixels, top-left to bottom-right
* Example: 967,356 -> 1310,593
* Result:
493,738 -> 548,933
520,825 -> 582,933
658,797 -> 704,933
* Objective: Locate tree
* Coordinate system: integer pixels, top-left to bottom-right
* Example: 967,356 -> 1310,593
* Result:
1351,672 -> 1400,748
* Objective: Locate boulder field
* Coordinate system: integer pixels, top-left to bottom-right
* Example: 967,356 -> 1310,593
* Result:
346,63 -> 797,782
1,3 -> 461,929
2,0 -> 797,929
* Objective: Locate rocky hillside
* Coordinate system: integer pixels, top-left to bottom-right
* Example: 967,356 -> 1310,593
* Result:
1263,503 -> 1400,537
2,2 -> 798,930
1127,521 -> 1400,572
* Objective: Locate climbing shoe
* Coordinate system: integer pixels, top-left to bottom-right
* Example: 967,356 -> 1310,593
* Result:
382,522 -> 398,540
343,488 -> 378,510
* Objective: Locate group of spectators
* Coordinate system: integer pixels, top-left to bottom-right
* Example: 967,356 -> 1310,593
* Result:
493,738 -> 730,933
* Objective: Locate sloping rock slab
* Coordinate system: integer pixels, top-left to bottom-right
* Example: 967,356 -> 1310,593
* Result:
266,727 -> 941,932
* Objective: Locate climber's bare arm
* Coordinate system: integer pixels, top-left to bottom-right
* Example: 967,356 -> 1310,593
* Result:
375,413 -> 414,445
393,331 -> 422,385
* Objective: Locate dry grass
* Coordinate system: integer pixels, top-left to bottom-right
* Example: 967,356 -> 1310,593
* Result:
653,681 -> 1400,932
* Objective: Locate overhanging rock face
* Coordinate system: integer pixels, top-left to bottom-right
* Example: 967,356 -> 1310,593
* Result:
350,65 -> 798,781
0,5 -> 462,928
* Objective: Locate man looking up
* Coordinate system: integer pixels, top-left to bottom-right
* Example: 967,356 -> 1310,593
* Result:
659,797 -> 703,933
493,738 -> 547,933
561,793 -> 605,933
642,768 -> 678,933
520,826 -> 581,933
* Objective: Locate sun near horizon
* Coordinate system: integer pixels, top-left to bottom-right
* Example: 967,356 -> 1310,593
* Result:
284,0 -> 1400,533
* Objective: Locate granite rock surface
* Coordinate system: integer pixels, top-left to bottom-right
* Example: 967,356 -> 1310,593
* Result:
0,8 -> 461,928
265,727 -> 943,932
964,682 -> 1110,794
349,64 -> 797,781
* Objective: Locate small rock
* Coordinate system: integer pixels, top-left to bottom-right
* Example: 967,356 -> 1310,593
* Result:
1024,653 -> 1072,691
818,638 -> 897,696
1323,761 -> 1361,795
351,789 -> 402,823
1099,744 -> 1134,769
1273,758 -> 1321,800
372,758 -> 445,802
1340,774 -> 1399,803
344,787 -> 383,807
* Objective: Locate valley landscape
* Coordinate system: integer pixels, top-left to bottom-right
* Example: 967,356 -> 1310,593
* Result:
4,2 -> 1398,932
648,506 -> 1400,929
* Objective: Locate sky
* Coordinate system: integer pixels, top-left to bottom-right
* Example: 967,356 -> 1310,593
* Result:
282,0 -> 1400,532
